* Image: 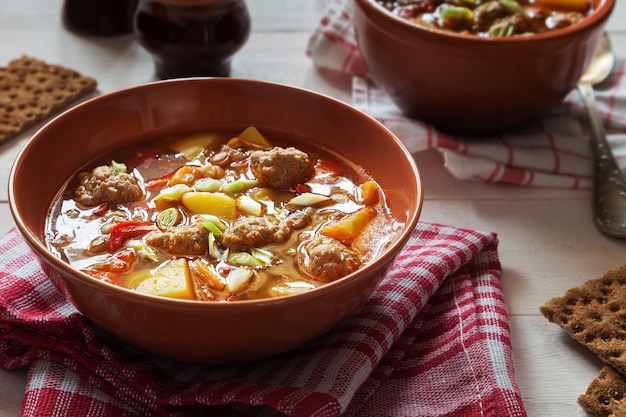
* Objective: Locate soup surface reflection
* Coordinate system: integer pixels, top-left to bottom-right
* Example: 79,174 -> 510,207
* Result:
46,127 -> 399,301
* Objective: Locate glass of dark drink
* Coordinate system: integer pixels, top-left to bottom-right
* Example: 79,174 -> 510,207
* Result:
62,0 -> 139,36
133,0 -> 251,79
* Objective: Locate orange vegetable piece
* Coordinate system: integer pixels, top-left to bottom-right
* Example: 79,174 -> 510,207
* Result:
190,259 -> 225,290
358,180 -> 380,205
144,176 -> 170,190
170,164 -> 225,186
533,0 -> 590,12
82,269 -> 125,286
93,249 -> 137,273
170,165 -> 201,186
227,136 -> 247,149
321,207 -> 377,245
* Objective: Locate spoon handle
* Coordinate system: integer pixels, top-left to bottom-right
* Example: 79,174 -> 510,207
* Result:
578,83 -> 626,238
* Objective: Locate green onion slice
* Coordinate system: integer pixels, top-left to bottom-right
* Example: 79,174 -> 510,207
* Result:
193,177 -> 223,192
202,221 -> 224,236
439,6 -> 474,25
208,232 -> 227,260
228,252 -> 264,267
156,207 -> 180,229
489,22 -> 515,36
220,179 -> 259,194
127,239 -> 159,262
250,248 -> 273,265
498,0 -> 524,14
197,214 -> 227,233
111,160 -> 127,175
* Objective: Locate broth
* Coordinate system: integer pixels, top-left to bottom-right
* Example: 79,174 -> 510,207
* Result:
46,127 -> 400,301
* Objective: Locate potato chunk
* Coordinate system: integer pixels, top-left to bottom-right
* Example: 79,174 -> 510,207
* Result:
134,258 -> 194,299
181,191 -> 237,220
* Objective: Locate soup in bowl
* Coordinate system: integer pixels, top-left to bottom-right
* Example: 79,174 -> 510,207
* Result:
354,0 -> 614,134
377,0 -> 592,37
9,78 -> 422,362
47,125 -> 400,302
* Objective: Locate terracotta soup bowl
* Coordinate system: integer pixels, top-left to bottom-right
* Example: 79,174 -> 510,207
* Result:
354,0 -> 615,134
9,78 -> 422,362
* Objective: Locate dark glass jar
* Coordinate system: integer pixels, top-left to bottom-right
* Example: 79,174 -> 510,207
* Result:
62,0 -> 138,36
133,0 -> 251,79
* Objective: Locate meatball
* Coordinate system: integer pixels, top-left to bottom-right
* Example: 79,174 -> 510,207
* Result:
474,1 -> 506,32
299,236 -> 361,282
249,147 -> 313,190
222,216 -> 291,252
145,223 -> 208,255
507,13 -> 531,34
285,210 -> 312,230
74,165 -> 142,207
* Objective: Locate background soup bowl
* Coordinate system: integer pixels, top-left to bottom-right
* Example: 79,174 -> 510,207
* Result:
353,0 -> 615,135
9,78 -> 422,363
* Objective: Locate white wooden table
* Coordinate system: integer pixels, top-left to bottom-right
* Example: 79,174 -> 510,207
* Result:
0,1 -> 625,415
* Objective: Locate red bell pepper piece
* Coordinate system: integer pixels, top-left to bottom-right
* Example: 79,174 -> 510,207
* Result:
92,203 -> 109,216
108,221 -> 156,253
293,183 -> 312,194
144,175 -> 171,190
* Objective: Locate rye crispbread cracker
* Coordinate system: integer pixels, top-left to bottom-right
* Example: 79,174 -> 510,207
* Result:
578,365 -> 626,417
0,56 -> 97,143
540,265 -> 626,376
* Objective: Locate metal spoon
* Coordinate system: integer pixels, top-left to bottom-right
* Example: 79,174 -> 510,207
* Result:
578,34 -> 626,238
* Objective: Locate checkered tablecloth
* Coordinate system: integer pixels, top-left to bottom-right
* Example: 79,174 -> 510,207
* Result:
307,0 -> 626,189
0,223 -> 526,417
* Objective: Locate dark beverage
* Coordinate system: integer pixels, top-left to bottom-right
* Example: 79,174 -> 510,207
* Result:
62,0 -> 138,37
133,0 -> 251,79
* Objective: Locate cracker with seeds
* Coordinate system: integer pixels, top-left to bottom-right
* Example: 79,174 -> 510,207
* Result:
578,365 -> 626,417
0,56 -> 97,143
540,265 -> 626,376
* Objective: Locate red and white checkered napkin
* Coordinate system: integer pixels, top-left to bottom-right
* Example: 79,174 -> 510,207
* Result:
307,0 -> 626,189
0,224 -> 527,417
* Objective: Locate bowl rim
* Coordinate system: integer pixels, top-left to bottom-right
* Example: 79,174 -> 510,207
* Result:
355,0 -> 615,44
9,77 -> 424,310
